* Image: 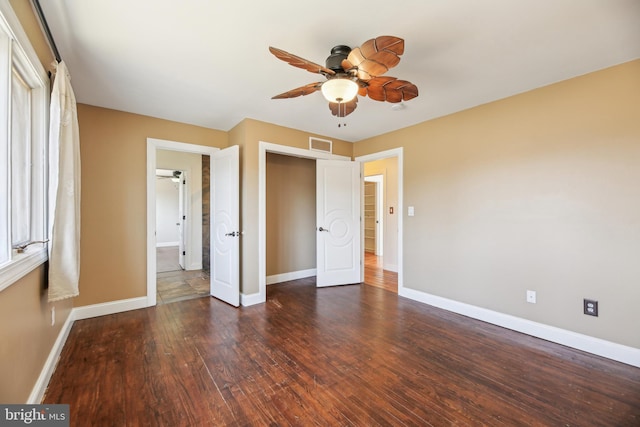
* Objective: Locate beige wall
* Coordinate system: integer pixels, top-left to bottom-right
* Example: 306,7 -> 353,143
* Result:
0,1 -> 73,403
8,0 -> 55,73
355,60 -> 640,348
266,153 -> 316,276
230,118 -> 352,295
0,267 -> 73,403
77,104 -> 227,306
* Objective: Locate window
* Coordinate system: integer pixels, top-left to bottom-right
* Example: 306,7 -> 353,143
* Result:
0,3 -> 50,291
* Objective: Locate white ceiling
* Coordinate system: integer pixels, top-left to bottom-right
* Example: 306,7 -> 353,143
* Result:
38,0 -> 640,143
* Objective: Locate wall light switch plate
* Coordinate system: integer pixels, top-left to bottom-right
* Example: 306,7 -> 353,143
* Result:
408,206 -> 415,216
526,290 -> 536,304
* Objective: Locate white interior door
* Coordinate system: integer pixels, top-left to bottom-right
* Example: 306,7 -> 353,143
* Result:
178,172 -> 186,269
211,145 -> 240,306
316,159 -> 361,287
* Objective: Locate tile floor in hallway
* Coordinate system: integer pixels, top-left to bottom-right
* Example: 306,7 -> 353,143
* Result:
156,246 -> 210,305
156,269 -> 210,305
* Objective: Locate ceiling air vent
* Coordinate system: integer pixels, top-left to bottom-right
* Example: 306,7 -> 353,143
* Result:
309,137 -> 332,154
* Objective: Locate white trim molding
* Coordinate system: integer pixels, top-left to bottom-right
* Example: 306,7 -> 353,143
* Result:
241,292 -> 263,307
258,141 -> 350,305
267,268 -> 316,285
0,1 -> 50,292
399,286 -> 640,368
355,148 -> 404,292
27,307 -> 74,404
28,295 -> 150,403
156,241 -> 179,248
146,138 -> 219,307
0,247 -> 47,292
73,297 -> 149,321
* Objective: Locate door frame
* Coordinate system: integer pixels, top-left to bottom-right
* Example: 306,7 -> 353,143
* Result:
257,141 -> 349,303
356,148 -> 404,292
177,169 -> 187,270
146,138 -> 218,307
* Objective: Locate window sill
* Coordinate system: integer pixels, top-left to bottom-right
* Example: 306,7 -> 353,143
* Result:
0,247 -> 48,292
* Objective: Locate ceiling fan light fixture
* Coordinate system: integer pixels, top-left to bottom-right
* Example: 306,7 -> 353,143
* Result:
321,78 -> 358,103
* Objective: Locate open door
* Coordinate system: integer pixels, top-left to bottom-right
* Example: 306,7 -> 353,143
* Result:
211,145 -> 240,306
316,159 -> 361,287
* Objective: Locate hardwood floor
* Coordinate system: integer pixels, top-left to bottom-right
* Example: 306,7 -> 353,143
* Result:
44,279 -> 640,426
364,251 -> 398,293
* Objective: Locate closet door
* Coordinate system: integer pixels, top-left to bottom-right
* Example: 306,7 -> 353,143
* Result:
316,159 -> 361,287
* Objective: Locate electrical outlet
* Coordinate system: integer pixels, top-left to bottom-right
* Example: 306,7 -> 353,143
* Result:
584,299 -> 598,317
526,290 -> 536,304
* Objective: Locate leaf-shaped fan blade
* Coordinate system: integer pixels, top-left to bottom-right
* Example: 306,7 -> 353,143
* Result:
329,97 -> 358,117
343,36 -> 404,81
272,82 -> 323,99
364,77 -> 418,103
269,46 -> 336,76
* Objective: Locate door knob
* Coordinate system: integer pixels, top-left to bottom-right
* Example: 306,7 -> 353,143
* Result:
225,231 -> 237,237
318,227 -> 329,232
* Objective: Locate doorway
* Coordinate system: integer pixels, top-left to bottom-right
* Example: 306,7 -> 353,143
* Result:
146,139 -> 219,307
265,153 -> 317,286
258,141 -> 353,303
154,155 -> 210,305
364,175 -> 383,256
357,148 -> 403,294
155,168 -> 183,272
258,142 -> 403,303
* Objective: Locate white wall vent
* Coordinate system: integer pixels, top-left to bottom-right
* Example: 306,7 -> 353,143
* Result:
309,137 -> 332,154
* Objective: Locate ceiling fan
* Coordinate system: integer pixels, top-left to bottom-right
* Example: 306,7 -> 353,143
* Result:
269,35 -> 418,118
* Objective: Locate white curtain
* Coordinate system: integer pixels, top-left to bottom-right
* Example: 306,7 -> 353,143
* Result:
48,61 -> 81,302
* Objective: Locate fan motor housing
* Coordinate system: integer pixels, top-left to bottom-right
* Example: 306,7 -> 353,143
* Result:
325,45 -> 351,72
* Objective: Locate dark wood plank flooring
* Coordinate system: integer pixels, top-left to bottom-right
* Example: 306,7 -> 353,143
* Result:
44,279 -> 640,426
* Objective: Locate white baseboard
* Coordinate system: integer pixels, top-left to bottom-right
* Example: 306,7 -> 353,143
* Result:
72,296 -> 149,321
27,296 -> 151,403
266,268 -> 316,285
241,292 -> 264,306
399,286 -> 640,368
383,263 -> 398,273
156,242 -> 179,248
186,262 -> 203,271
27,310 -> 75,404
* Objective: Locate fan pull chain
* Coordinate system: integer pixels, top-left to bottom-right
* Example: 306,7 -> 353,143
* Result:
337,100 -> 347,128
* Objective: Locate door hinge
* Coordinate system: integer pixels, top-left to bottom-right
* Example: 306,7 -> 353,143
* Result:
182,251 -> 186,256
183,215 -> 186,220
